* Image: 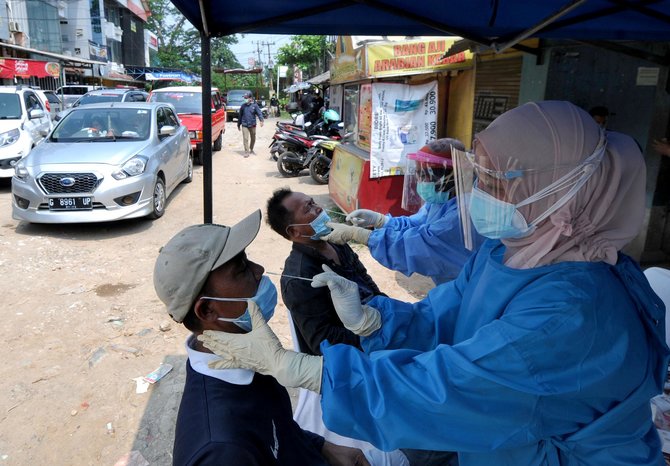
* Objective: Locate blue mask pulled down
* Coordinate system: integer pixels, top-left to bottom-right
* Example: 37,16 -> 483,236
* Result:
201,276 -> 277,332
286,211 -> 333,240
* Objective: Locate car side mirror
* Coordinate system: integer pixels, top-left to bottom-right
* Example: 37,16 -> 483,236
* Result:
29,109 -> 46,119
39,129 -> 49,137
159,125 -> 176,137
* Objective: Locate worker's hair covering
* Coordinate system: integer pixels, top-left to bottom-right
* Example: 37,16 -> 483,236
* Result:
475,100 -> 645,269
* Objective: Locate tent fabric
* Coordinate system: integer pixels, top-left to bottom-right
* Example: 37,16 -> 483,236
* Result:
169,0 -> 670,43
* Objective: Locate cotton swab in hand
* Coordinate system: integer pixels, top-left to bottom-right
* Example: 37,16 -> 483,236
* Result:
265,271 -> 314,282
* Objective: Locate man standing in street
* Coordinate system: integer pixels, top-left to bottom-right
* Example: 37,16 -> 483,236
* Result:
238,91 -> 264,157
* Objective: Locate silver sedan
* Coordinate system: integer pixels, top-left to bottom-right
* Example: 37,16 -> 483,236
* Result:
11,102 -> 193,223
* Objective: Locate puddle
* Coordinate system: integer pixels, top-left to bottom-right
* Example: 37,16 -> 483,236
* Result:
94,283 -> 137,297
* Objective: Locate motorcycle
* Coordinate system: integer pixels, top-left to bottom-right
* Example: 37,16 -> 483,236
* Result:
269,120 -> 342,161
273,130 -> 322,177
305,131 -> 353,184
305,138 -> 341,184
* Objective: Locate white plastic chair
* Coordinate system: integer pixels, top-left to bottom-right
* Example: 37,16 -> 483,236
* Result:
644,267 -> 670,348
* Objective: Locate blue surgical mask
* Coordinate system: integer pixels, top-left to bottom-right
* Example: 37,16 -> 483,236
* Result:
468,185 -> 533,239
203,276 -> 277,332
287,210 -> 333,240
416,182 -> 450,204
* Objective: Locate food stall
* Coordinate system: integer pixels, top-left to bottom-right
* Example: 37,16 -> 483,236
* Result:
327,36 -> 474,216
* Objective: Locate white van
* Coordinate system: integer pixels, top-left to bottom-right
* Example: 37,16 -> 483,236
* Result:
55,85 -> 105,108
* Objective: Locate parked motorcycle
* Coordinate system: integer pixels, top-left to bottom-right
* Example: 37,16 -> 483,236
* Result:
305,131 -> 354,184
274,131 -> 322,177
306,138 -> 340,184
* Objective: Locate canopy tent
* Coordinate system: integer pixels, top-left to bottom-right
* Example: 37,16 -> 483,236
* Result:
168,0 -> 670,223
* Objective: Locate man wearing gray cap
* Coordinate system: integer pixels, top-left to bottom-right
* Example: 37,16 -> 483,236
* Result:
153,210 -> 369,466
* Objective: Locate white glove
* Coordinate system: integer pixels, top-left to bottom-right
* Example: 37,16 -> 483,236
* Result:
346,209 -> 388,229
198,301 -> 323,393
321,222 -> 372,245
311,264 -> 381,336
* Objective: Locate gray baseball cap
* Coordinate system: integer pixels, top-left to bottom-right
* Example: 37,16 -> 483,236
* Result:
153,210 -> 261,323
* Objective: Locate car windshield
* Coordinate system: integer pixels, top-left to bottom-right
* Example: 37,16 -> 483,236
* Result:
227,91 -> 247,104
0,94 -> 22,119
74,93 -> 124,107
149,92 -> 202,114
51,107 -> 152,142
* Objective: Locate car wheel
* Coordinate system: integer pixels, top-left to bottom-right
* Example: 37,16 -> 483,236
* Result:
213,131 -> 223,151
149,177 -> 166,219
183,152 -> 194,184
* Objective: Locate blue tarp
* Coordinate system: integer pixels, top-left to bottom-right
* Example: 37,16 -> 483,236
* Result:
169,0 -> 670,43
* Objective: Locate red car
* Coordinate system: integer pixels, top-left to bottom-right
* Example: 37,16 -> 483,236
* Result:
148,86 -> 226,164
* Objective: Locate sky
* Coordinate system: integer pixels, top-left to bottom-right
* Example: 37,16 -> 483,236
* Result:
229,34 -> 293,69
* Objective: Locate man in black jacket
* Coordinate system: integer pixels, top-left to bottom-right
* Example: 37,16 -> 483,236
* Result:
266,188 -> 383,355
153,210 -> 368,465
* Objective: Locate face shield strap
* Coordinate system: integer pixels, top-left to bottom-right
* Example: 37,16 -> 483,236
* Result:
521,132 -> 607,227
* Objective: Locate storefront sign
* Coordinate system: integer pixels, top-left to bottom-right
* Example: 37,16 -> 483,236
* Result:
89,41 -> 109,62
0,58 -> 60,79
370,81 -> 438,178
367,38 -> 472,77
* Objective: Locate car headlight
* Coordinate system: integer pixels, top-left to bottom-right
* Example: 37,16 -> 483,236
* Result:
188,131 -> 196,139
13,160 -> 28,181
112,156 -> 147,180
0,128 -> 21,147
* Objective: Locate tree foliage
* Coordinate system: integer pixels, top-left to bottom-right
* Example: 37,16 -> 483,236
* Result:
145,0 -> 241,73
276,35 -> 334,79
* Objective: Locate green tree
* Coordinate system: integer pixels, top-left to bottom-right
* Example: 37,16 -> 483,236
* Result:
276,35 -> 334,79
145,0 -> 241,73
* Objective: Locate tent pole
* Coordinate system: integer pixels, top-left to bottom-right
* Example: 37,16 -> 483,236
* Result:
201,31 -> 213,223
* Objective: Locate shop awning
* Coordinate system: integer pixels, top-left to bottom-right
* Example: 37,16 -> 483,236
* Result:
0,41 -> 106,66
308,71 -> 330,85
0,58 -> 60,79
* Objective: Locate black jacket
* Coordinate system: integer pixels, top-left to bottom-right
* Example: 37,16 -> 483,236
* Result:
281,242 -> 383,356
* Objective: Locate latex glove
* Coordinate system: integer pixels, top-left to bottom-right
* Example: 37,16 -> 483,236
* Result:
346,209 -> 387,229
198,301 -> 323,393
311,264 -> 381,336
321,222 -> 371,245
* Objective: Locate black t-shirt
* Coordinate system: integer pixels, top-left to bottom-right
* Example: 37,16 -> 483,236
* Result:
281,242 -> 383,355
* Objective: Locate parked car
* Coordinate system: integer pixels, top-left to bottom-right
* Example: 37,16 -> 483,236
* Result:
148,86 -> 226,164
0,85 -> 52,178
225,89 -> 249,122
11,102 -> 192,223
55,85 -> 105,109
40,90 -> 63,120
71,88 -> 149,108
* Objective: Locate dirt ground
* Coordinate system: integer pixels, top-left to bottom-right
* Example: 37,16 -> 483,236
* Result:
0,118 -> 434,465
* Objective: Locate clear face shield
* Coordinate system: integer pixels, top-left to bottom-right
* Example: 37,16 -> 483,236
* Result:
402,152 -> 454,211
452,132 -> 607,249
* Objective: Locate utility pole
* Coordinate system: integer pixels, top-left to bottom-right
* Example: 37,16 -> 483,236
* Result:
261,41 -> 275,93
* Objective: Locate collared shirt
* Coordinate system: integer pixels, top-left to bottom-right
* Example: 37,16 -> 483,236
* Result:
281,242 -> 383,356
172,335 -> 327,465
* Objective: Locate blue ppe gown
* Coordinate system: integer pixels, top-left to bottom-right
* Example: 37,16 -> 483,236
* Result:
367,199 -> 484,285
320,240 -> 669,466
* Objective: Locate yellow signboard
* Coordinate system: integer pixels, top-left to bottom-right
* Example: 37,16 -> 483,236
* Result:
367,39 -> 473,78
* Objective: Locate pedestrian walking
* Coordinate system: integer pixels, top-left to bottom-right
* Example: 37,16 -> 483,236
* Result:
237,91 -> 264,157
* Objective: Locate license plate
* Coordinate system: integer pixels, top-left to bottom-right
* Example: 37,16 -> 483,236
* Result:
48,197 -> 92,210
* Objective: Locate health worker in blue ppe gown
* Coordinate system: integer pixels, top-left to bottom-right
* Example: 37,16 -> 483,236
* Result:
198,101 -> 670,466
323,138 -> 484,285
